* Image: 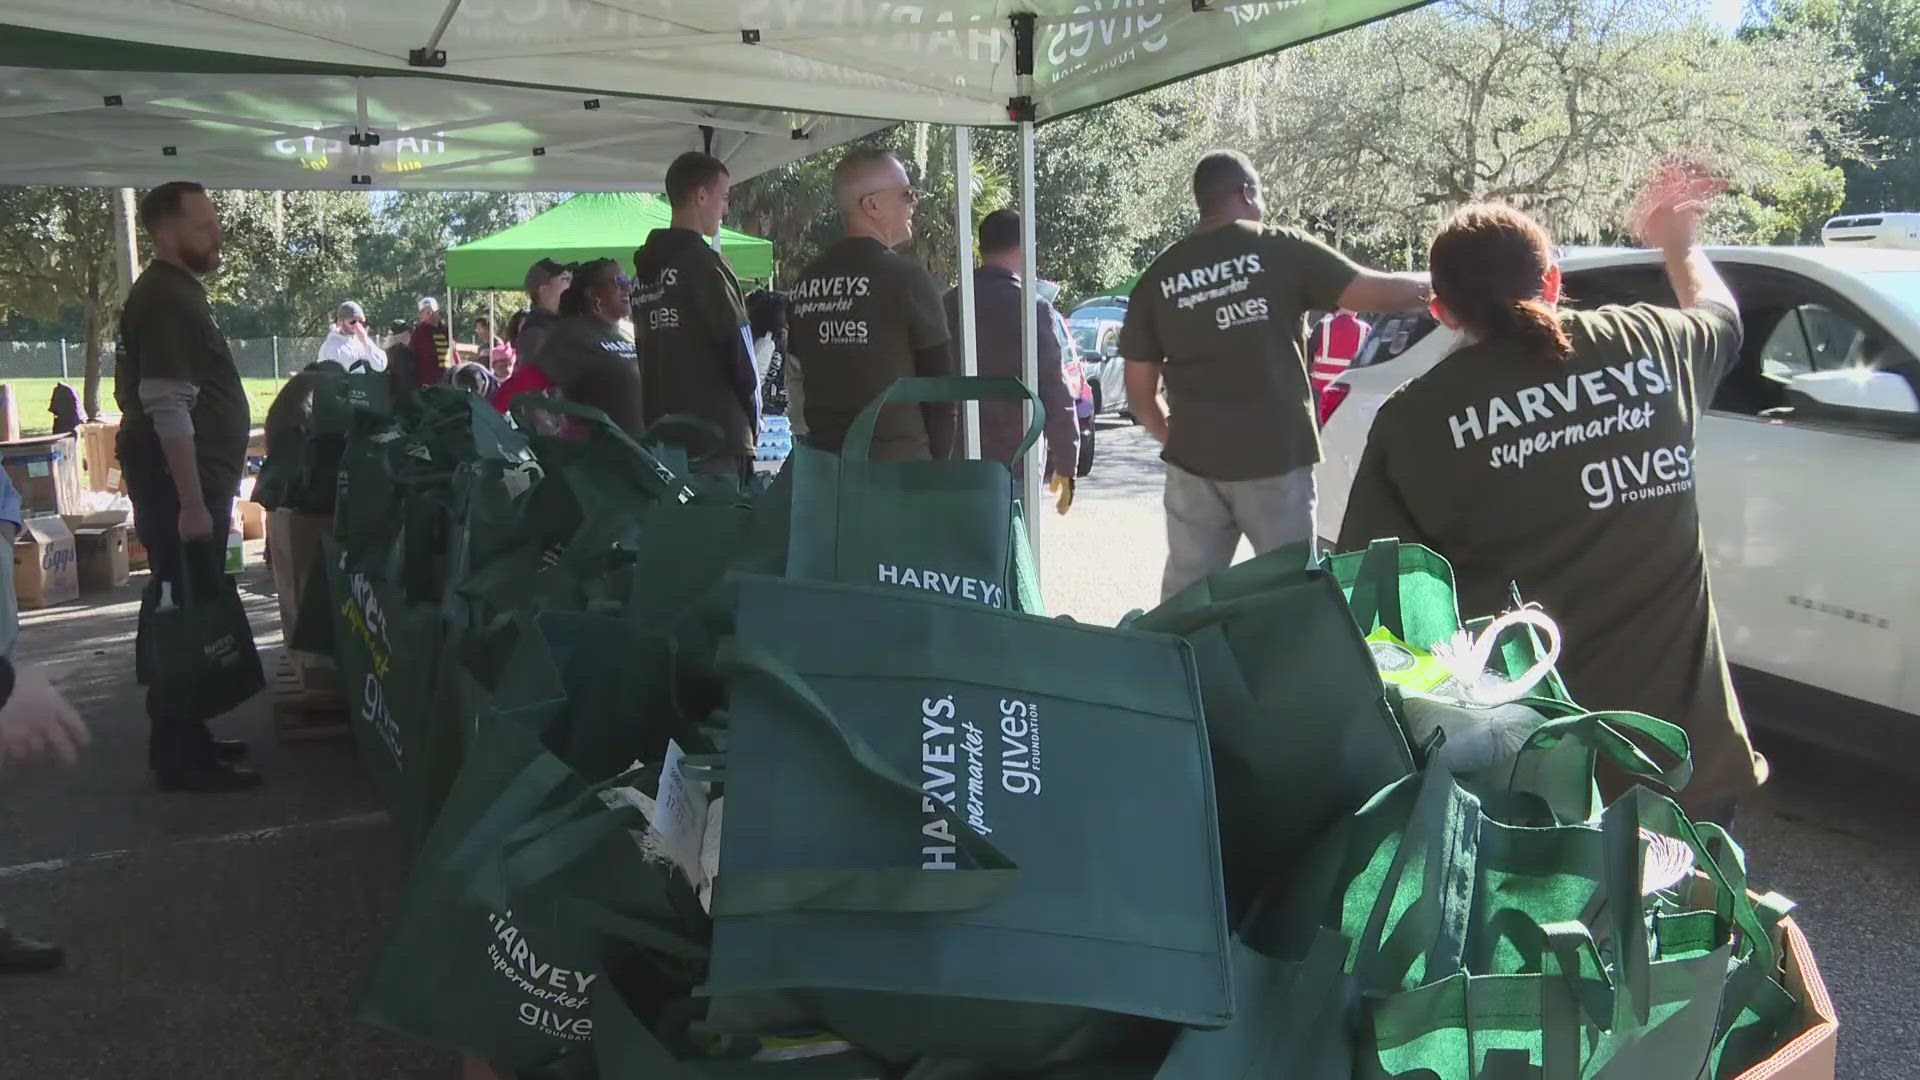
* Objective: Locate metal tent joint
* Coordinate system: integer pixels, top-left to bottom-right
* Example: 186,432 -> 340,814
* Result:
1006,96 -> 1035,123
409,47 -> 448,68
351,174 -> 372,185
1011,13 -> 1037,76
741,29 -> 762,45
103,95 -> 123,108
161,146 -> 177,157
1192,0 -> 1213,10
532,146 -> 547,156
348,131 -> 381,147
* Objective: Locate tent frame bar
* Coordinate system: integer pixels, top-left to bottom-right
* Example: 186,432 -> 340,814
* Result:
953,125 -> 980,460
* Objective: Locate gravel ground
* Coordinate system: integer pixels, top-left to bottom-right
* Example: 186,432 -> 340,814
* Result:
0,421 -> 1907,1078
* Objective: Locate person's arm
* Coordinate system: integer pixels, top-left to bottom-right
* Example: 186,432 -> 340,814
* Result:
694,267 -> 760,430
1035,301 -> 1076,479
1336,270 -> 1431,316
906,267 -> 958,459
0,471 -> 87,769
1117,275 -> 1169,445
1125,361 -> 1169,446
135,304 -> 217,540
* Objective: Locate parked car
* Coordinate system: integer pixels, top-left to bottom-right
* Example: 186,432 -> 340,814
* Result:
1070,317 -> 1128,416
1050,304 -> 1097,477
1316,245 -> 1920,753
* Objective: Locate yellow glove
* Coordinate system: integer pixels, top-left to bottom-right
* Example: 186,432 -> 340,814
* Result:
1048,474 -> 1075,515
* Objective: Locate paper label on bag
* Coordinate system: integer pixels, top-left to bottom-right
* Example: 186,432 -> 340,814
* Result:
651,740 -> 709,889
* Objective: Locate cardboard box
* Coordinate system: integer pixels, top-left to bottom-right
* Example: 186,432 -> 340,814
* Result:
77,419 -> 121,493
2,434 -> 84,516
1733,916 -> 1837,1080
74,523 -> 131,593
13,515 -> 78,609
267,509 -> 339,702
237,500 -> 267,541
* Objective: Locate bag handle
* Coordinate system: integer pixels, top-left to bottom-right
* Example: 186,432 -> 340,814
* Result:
646,413 -> 732,465
1346,537 -> 1405,637
711,637 -> 1017,916
1497,708 -> 1695,800
1351,765 -> 1478,993
511,395 -> 697,505
843,376 -> 1042,464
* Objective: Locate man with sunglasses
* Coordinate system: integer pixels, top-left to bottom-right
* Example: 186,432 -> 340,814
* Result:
787,146 -> 956,461
316,300 -> 386,373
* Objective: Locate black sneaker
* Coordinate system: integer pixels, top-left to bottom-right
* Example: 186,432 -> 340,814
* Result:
212,738 -> 249,762
0,929 -> 65,974
156,760 -> 264,794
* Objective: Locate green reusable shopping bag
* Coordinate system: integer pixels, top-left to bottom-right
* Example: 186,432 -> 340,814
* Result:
323,534 -> 454,842
309,368 -> 393,436
707,575 -> 1231,1069
786,377 -> 1045,613
592,976 -> 887,1079
1360,784 -> 1779,1079
1125,543 -> 1415,920
356,717 -> 611,1079
1272,760 -> 1782,1080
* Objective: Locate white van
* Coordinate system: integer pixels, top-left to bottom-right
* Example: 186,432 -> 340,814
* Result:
1822,212 -> 1920,251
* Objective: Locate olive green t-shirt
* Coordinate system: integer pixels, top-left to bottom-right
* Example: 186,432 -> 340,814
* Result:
788,237 -> 951,459
1337,302 -> 1768,809
114,259 -> 251,501
1119,222 -> 1360,481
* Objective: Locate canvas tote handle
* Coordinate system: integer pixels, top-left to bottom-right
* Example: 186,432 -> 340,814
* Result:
710,638 -> 1017,917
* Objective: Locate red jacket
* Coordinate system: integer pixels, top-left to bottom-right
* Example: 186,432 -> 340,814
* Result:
490,361 -> 554,415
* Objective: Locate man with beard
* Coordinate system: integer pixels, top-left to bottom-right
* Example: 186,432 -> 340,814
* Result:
116,181 -> 261,793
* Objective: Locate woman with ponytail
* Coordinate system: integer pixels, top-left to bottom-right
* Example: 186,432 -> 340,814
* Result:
1339,167 -> 1767,821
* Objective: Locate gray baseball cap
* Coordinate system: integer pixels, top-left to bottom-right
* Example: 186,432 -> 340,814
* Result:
335,300 -> 366,322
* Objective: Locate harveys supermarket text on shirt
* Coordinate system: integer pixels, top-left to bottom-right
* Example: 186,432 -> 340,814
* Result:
791,274 -> 872,317
635,268 -> 680,329
1442,353 -> 1691,510
919,694 -> 1043,869
486,910 -> 595,1041
1161,253 -> 1263,311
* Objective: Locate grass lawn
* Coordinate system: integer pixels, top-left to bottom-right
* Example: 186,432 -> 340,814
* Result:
4,377 -> 289,436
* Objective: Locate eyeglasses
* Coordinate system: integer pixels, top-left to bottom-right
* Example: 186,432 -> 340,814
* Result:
861,185 -> 922,207
612,274 -> 634,291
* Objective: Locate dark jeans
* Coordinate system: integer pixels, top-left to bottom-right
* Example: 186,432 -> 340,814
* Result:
123,434 -> 234,774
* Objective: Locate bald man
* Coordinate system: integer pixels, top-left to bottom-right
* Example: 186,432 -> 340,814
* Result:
1121,150 -> 1431,599
786,147 -> 956,461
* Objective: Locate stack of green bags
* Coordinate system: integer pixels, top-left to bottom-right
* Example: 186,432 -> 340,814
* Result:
260,375 -> 1823,1079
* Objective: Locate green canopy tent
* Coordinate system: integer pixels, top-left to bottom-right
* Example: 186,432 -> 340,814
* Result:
445,192 -> 775,290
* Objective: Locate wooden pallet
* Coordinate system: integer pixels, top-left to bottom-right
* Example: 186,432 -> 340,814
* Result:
271,651 -> 348,741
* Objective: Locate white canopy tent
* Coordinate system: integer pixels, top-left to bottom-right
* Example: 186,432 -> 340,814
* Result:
0,0 -> 1433,563
0,67 -> 884,191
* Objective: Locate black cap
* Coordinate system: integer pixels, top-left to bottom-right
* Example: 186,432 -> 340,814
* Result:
524,257 -> 569,295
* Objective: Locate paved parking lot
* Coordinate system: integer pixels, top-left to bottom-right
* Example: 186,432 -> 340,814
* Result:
0,420 -> 1911,1077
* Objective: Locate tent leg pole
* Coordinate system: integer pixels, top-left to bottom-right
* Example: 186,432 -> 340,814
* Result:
1017,118 -> 1041,577
954,125 -> 980,460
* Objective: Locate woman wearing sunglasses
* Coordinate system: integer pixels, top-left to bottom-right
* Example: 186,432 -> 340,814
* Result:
517,257 -> 644,435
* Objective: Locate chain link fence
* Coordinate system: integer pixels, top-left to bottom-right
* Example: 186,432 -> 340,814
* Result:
0,338 -> 326,381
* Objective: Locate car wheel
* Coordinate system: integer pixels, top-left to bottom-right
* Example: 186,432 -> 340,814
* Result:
1090,381 -> 1104,416
1077,425 -> 1095,478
